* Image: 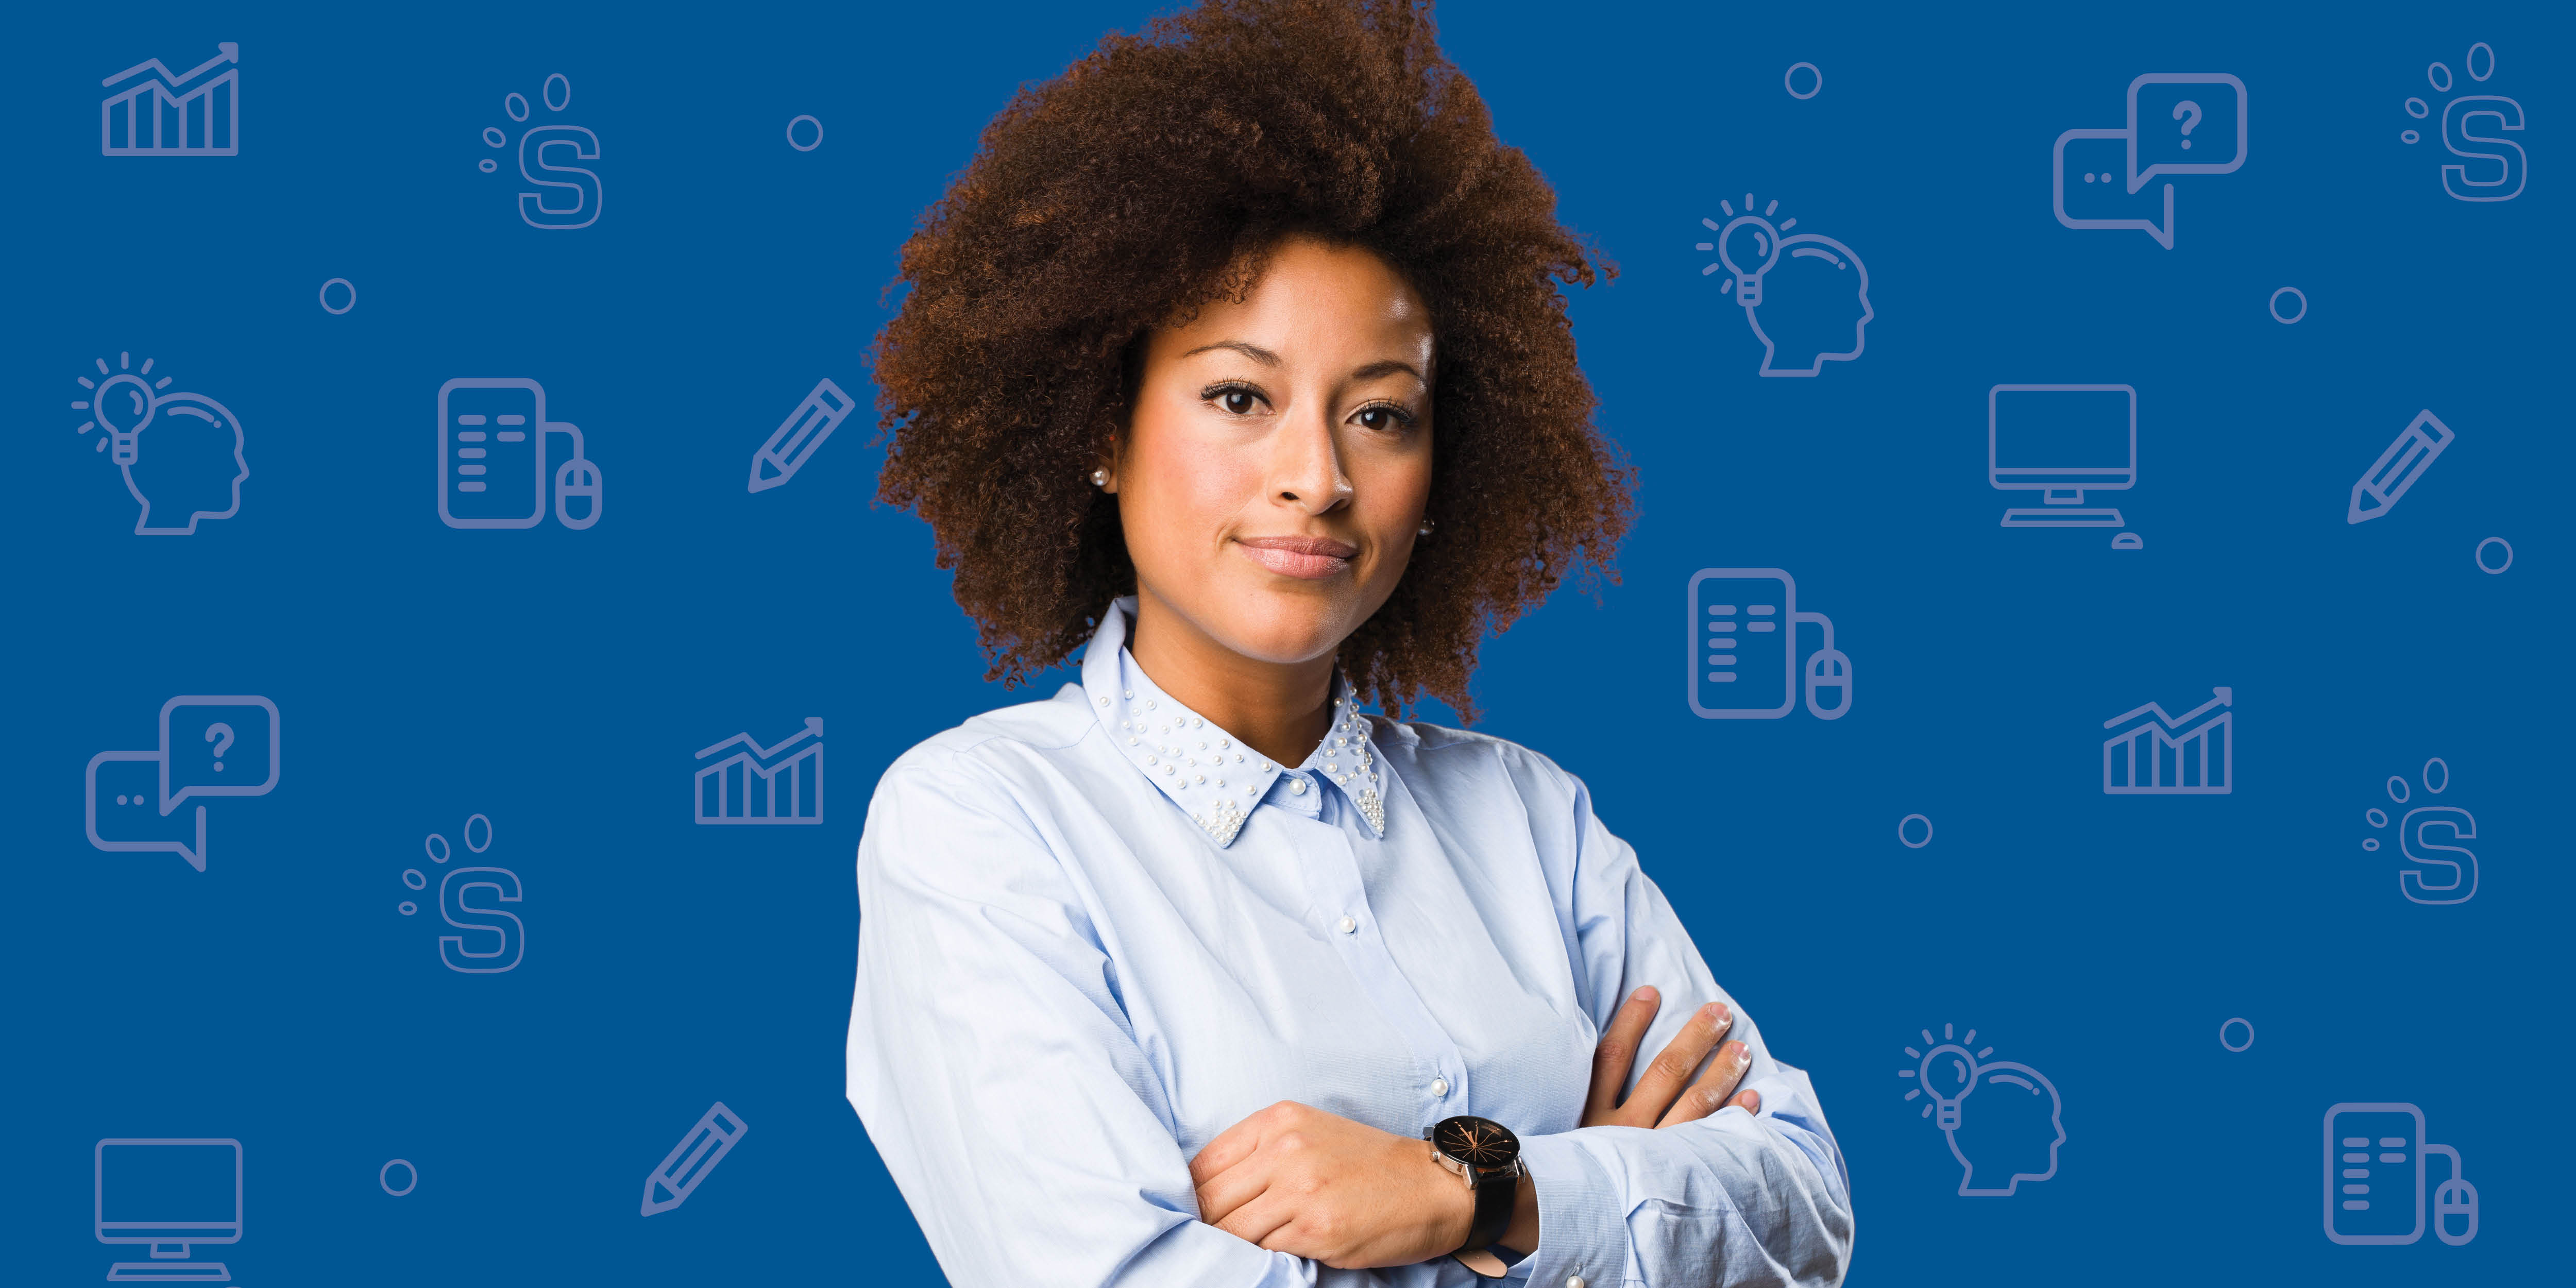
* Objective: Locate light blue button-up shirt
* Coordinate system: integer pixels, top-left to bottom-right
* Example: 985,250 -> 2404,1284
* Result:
848,599 -> 1852,1286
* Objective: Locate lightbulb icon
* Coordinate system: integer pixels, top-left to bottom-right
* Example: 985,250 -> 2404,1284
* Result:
1697,194 -> 1794,307
73,351 -> 171,465
1900,1024 -> 1993,1130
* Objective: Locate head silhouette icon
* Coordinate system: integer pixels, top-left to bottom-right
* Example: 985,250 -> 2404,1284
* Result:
1743,233 -> 1872,377
120,391 -> 248,535
1945,1060 -> 2065,1196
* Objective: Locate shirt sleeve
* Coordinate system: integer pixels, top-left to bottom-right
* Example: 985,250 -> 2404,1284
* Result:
1506,775 -> 1855,1288
845,749 -> 1319,1287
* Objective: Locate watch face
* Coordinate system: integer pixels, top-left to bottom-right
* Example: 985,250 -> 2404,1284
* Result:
1431,1115 -> 1519,1170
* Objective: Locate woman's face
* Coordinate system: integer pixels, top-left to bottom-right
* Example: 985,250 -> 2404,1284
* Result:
1110,237 -> 1434,668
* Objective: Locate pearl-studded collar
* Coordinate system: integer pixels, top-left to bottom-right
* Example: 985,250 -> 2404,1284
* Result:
1080,598 -> 1387,847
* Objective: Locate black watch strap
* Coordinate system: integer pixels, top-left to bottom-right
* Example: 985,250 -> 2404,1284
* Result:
1462,1166 -> 1516,1252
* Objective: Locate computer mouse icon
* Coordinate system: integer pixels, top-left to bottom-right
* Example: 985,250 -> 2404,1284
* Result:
1803,648 -> 1853,720
2434,1176 -> 2479,1245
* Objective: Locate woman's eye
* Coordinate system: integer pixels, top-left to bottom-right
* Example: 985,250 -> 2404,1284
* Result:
1355,405 -> 1411,431
1221,390 -> 1259,415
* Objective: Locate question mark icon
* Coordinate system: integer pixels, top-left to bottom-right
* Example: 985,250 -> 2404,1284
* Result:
2173,100 -> 2202,149
205,723 -> 235,773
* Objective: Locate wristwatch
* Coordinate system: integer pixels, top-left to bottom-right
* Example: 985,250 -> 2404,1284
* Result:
1427,1115 -> 1524,1263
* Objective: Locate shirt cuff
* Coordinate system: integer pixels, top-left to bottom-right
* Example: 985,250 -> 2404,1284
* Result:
1512,1130 -> 1630,1288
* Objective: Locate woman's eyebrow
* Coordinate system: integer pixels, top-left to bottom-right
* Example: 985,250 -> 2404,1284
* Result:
1349,359 -> 1426,384
1180,340 -> 1281,365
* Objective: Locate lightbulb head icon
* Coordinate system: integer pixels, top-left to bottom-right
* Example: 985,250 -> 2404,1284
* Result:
1899,1024 -> 2064,1197
1699,195 -> 1872,377
72,352 -> 247,535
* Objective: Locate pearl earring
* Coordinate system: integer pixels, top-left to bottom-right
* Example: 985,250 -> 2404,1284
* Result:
1091,468 -> 1110,487
1417,518 -> 1435,536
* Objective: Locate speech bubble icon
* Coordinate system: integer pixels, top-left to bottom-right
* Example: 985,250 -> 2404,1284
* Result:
86,751 -> 209,870
159,696 -> 279,807
2054,130 -> 2176,248
2129,74 -> 2245,182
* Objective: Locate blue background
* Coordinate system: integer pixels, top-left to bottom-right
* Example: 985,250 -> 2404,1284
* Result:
4,1 -> 2566,1283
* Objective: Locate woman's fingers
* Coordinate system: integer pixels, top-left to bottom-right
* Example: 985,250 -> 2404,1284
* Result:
1620,1001 -> 1734,1126
1584,986 -> 1663,1123
1655,1040 -> 1754,1128
1194,1150 -> 1271,1226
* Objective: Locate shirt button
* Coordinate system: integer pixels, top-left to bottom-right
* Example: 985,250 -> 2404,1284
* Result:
1432,1078 -> 1449,1097
1567,1278 -> 1586,1288
1336,916 -> 1356,934
1290,778 -> 1308,795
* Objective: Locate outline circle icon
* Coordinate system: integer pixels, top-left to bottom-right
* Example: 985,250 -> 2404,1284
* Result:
2386,775 -> 2411,804
465,814 -> 494,853
505,92 -> 529,123
397,900 -> 417,916
424,833 -> 451,863
2467,42 -> 2494,82
787,115 -> 824,150
544,74 -> 572,112
318,278 -> 357,315
2401,130 -> 2420,145
478,159 -> 498,173
2404,97 -> 2430,119
2218,1018 -> 2255,1052
380,1159 -> 417,1196
1896,814 -> 1933,848
1784,62 -> 1822,99
2476,537 -> 2512,573
2268,286 -> 2307,324
2428,62 -> 2453,93
2423,757 -> 2449,794
401,869 -> 427,891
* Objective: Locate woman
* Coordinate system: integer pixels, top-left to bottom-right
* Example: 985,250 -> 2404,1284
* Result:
847,2 -> 1852,1284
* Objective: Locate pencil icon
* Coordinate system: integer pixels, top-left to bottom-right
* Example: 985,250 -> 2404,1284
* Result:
749,378 -> 855,493
640,1101 -> 749,1216
2347,410 -> 2455,524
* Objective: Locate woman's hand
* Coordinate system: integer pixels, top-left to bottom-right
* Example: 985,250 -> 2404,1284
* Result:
1585,985 -> 1761,1128
1189,1100 -> 1473,1269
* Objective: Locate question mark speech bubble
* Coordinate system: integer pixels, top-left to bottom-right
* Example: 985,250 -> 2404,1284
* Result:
159,696 -> 279,807
2128,73 -> 2245,184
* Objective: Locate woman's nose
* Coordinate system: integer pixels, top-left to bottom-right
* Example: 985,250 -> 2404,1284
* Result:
1268,412 -> 1352,515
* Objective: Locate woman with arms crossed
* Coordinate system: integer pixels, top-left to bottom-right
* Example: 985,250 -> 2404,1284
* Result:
848,2 -> 1852,1283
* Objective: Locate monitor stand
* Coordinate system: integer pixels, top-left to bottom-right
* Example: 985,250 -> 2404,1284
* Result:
2001,507 -> 2124,528
107,1262 -> 230,1282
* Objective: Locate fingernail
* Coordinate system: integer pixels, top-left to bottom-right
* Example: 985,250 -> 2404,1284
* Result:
1741,1090 -> 1762,1113
1731,1042 -> 1751,1065
1633,986 -> 1657,1003
1700,1002 -> 1727,1024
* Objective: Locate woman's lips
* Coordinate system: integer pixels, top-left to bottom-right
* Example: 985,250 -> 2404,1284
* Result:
1234,535 -> 1359,580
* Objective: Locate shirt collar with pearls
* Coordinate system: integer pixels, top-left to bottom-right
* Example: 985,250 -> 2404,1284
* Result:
1080,597 -> 1387,848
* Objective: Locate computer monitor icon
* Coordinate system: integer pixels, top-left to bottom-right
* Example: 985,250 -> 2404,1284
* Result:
1989,384 -> 2136,528
95,1139 -> 240,1282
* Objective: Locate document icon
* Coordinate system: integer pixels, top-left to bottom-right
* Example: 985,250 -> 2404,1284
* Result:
2101,687 -> 2231,794
101,43 -> 238,156
694,718 -> 823,825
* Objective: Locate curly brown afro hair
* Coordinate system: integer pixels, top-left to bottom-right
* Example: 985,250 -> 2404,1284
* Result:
871,0 -> 1632,720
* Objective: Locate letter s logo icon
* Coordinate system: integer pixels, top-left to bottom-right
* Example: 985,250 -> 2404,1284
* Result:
517,125 -> 602,229
440,866 -> 527,972
2441,96 -> 2526,202
2398,806 -> 2478,905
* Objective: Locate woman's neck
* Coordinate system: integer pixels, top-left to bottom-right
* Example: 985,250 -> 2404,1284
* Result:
1126,589 -> 1337,769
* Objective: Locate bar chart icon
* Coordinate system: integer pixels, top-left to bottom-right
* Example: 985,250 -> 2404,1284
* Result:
693,718 -> 823,825
2102,687 -> 2232,794
101,44 -> 239,156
